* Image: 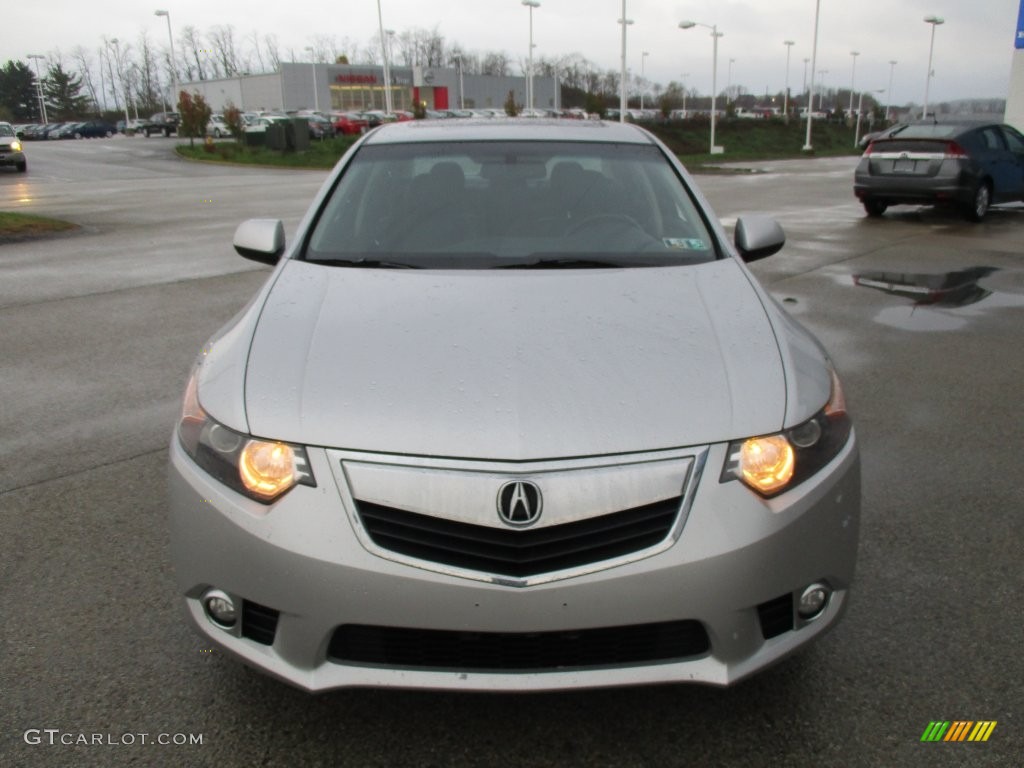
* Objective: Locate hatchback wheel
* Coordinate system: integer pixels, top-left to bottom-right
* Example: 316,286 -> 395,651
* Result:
965,182 -> 991,222
863,199 -> 887,217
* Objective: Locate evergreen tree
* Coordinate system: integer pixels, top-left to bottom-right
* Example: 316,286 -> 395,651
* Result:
0,60 -> 40,122
42,63 -> 90,120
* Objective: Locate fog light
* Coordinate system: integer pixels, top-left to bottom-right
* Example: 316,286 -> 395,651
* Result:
798,583 -> 831,619
202,589 -> 237,628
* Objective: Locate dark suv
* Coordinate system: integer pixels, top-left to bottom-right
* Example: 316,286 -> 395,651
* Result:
141,112 -> 180,137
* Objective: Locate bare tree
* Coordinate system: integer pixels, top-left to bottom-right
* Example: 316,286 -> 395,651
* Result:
449,48 -> 481,76
135,31 -> 163,113
181,26 -> 207,81
209,25 -> 240,76
480,52 -> 512,77
308,35 -> 339,63
100,37 -> 122,112
391,27 -> 445,68
394,31 -> 417,67
361,42 -> 380,66
263,34 -> 281,72
419,26 -> 445,67
70,46 -> 100,112
601,70 -> 620,98
247,30 -> 265,73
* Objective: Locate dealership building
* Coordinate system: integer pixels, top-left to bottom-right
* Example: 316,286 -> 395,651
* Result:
1007,0 -> 1024,130
181,62 -> 557,115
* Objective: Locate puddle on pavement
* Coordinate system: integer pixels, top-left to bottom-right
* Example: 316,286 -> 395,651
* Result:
852,266 -> 1024,331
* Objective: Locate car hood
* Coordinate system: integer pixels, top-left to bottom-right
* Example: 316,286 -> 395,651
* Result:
243,259 -> 787,460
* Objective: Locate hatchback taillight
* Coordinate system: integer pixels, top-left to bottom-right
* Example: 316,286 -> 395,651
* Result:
945,141 -> 968,158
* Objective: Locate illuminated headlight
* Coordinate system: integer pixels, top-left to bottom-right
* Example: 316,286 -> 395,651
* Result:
10,140 -> 22,151
721,367 -> 852,497
177,372 -> 315,503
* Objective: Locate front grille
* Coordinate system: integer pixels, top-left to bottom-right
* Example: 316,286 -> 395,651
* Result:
241,600 -> 280,646
757,594 -> 794,639
328,620 -> 710,670
356,497 -> 682,577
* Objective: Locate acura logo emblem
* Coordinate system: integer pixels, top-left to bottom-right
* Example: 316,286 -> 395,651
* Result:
497,481 -> 543,527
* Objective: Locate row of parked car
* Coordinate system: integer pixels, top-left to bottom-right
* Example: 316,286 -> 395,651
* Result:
15,120 -> 119,140
215,107 -> 596,139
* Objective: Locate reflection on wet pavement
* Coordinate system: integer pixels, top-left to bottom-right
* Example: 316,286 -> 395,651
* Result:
853,266 -> 998,308
852,266 -> 1024,332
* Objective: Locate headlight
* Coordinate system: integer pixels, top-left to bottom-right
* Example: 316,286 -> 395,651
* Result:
721,367 -> 852,498
177,372 -> 315,503
11,140 -> 21,151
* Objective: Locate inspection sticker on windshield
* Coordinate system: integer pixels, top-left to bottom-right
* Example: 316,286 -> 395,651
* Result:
663,238 -> 708,250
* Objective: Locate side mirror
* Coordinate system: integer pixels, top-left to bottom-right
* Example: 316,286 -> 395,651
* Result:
233,219 -> 285,265
734,215 -> 786,263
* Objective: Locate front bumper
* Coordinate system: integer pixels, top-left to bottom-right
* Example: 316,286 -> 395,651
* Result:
0,150 -> 25,167
168,435 -> 860,692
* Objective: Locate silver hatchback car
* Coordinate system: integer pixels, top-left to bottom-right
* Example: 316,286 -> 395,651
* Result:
168,120 -> 859,692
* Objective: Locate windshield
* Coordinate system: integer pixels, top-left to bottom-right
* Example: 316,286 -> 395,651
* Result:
303,141 -> 719,269
0,125 -> 16,137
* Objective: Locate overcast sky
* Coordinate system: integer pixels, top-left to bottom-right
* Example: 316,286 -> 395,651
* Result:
7,0 -> 1022,105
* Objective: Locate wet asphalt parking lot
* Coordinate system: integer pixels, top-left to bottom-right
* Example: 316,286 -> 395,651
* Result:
1,135 -> 1022,767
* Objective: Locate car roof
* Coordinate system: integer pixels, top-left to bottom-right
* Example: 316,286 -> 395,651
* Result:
362,119 -> 656,146
891,121 -> 1004,140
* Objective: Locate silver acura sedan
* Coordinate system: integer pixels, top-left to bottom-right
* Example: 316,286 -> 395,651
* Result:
168,119 -> 860,692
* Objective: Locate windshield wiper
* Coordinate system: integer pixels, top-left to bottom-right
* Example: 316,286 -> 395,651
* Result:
306,258 -> 421,269
499,258 -> 626,269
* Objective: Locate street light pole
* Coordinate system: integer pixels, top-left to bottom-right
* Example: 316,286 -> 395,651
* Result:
27,54 -> 48,123
640,51 -> 649,110
522,1 -> 540,112
922,15 -> 944,119
783,41 -> 794,120
454,54 -> 465,110
886,60 -> 897,121
618,2 -> 633,122
679,20 -> 723,155
111,38 -> 130,130
681,72 -> 689,116
304,47 -> 320,111
848,50 -> 859,117
803,0 -> 821,151
376,0 -> 393,114
154,10 -> 178,110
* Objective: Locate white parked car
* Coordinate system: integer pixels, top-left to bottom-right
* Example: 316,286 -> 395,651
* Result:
206,115 -> 231,138
169,119 -> 860,693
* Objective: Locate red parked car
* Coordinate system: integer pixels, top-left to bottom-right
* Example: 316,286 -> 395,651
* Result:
331,112 -> 369,135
